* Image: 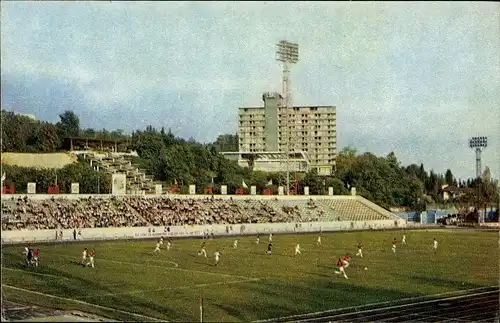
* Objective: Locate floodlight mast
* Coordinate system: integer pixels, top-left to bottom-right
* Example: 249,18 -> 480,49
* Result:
469,136 -> 488,179
276,41 -> 299,195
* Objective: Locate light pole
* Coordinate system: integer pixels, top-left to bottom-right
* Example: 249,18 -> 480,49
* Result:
469,136 -> 487,179
276,40 -> 299,195
469,136 -> 488,223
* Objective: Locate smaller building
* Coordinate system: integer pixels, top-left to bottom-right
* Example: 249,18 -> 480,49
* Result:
440,184 -> 473,201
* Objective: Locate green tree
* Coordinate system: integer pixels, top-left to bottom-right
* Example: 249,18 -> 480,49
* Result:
445,169 -> 454,186
57,110 -> 81,138
211,134 -> 239,152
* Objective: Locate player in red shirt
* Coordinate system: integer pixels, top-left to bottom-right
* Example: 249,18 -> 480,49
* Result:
86,249 -> 95,268
198,241 -> 207,257
342,254 -> 351,268
334,256 -> 349,279
33,249 -> 40,267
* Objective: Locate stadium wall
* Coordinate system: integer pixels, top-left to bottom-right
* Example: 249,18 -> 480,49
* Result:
0,220 -> 404,244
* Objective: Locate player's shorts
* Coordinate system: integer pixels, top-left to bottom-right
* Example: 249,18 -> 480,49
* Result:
33,257 -> 38,261
89,256 -> 94,262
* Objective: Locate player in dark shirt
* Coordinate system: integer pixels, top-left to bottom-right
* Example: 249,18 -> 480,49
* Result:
266,242 -> 272,255
26,248 -> 33,266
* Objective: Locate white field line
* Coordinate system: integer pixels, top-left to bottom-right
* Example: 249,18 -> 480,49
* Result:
51,253 -> 259,281
78,277 -> 260,299
254,285 -> 499,322
2,267 -> 72,280
3,284 -> 168,322
5,306 -> 34,311
3,268 -> 137,288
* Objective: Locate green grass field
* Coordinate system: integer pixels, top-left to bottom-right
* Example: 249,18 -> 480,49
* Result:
2,229 -> 498,322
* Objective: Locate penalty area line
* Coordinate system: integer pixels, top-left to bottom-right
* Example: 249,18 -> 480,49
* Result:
52,253 -> 259,281
78,277 -> 261,299
2,284 -> 169,322
254,285 -> 499,322
2,267 -> 72,281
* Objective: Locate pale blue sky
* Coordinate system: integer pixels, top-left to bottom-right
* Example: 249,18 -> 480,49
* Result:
1,1 -> 499,180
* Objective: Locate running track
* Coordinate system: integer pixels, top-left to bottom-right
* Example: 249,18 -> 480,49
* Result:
272,286 -> 499,323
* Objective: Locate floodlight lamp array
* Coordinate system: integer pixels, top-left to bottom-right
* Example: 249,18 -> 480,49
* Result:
276,40 -> 299,64
469,136 -> 488,148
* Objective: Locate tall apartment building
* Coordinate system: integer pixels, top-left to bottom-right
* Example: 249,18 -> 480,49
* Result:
237,92 -> 336,176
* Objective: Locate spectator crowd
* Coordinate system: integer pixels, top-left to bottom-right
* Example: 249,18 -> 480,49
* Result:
2,196 -> 324,231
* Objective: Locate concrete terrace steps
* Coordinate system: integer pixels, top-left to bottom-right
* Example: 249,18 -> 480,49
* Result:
317,198 -> 388,221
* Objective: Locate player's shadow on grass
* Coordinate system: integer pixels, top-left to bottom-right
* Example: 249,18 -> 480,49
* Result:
303,271 -> 331,278
69,260 -> 85,267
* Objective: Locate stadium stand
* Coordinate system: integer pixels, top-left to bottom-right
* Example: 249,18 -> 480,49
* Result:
1,195 -> 399,231
78,152 -> 159,194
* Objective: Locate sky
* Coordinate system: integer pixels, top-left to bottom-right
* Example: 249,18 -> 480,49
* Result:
1,1 -> 499,181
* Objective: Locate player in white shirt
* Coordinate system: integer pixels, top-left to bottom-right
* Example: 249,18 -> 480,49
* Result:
356,241 -> 364,258
166,239 -> 172,251
402,234 -> 406,245
86,249 -> 95,268
295,243 -> 301,256
160,236 -> 164,245
82,248 -> 88,264
433,238 -> 438,253
214,250 -> 221,266
154,241 -> 161,253
317,235 -> 322,246
233,239 -> 238,249
269,233 -> 273,243
256,235 -> 260,244
392,238 -> 397,254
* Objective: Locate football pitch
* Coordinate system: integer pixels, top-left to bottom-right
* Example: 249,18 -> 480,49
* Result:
2,229 -> 498,322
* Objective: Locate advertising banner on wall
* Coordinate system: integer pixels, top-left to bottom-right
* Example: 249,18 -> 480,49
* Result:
278,186 -> 284,195
71,183 -> 80,194
221,185 -> 227,195
250,186 -> 256,195
27,182 -> 36,194
155,184 -> 162,195
304,187 -> 309,195
111,173 -> 127,195
189,185 -> 196,195
328,187 -> 333,195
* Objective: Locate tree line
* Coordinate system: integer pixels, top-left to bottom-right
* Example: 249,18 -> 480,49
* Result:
1,109 -> 498,209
